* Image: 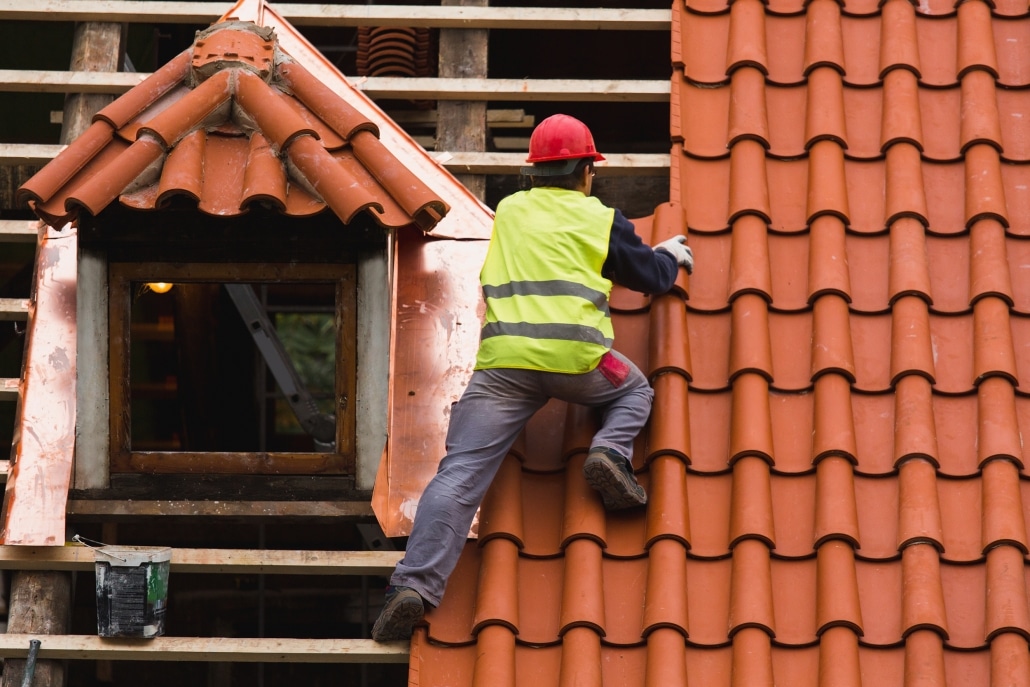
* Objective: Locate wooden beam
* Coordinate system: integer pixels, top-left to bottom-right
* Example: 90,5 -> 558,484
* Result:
0,144 -> 670,175
0,220 -> 38,242
0,298 -> 29,322
0,378 -> 18,401
0,2 -> 671,30
66,499 -> 376,519
0,546 -> 403,575
0,70 -> 670,102
0,634 -> 410,662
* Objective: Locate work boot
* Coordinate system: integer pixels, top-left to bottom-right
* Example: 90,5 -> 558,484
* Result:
371,585 -> 425,641
583,447 -> 647,510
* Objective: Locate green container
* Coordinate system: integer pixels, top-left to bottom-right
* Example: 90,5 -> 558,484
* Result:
94,545 -> 171,639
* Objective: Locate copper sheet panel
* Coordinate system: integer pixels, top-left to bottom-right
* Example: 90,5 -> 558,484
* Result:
406,0 -> 1030,683
0,226 -> 77,545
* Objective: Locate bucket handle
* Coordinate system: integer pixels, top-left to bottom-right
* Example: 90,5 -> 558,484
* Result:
71,534 -> 129,564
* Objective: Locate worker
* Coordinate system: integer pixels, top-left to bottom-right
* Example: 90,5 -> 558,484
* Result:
372,113 -> 694,642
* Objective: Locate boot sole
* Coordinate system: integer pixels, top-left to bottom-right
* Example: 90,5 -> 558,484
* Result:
371,591 -> 425,641
583,454 -> 647,510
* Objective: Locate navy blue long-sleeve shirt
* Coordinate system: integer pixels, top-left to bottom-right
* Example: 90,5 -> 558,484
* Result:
602,209 -> 680,295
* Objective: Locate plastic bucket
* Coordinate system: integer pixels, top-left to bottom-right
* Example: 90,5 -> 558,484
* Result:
93,545 -> 172,639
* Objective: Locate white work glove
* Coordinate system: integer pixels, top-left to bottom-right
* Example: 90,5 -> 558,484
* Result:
655,235 -> 694,274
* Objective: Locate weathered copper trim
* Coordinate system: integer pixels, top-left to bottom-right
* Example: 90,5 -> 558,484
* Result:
0,225 -> 77,546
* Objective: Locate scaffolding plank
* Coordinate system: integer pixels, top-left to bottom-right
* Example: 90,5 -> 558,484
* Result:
0,545 -> 403,575
0,298 -> 29,322
0,220 -> 38,243
0,634 -> 410,662
66,499 -> 376,520
0,378 -> 18,401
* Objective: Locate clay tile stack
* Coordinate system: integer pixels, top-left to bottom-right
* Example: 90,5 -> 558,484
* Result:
17,21 -> 448,232
407,0 -> 1030,684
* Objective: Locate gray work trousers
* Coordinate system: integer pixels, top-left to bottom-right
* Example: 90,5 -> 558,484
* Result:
390,348 -> 654,607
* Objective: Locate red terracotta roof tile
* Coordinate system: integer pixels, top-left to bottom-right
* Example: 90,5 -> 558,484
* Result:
406,0 -> 1030,684
18,21 -> 451,233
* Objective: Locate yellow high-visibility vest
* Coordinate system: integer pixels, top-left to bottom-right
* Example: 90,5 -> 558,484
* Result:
475,187 -> 615,373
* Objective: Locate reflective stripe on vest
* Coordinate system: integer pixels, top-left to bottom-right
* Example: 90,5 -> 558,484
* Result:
475,187 -> 615,373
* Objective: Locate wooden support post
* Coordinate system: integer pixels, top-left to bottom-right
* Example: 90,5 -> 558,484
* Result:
436,0 -> 489,201
1,20 -> 122,687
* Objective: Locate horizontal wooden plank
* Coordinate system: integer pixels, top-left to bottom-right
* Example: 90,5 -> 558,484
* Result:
0,144 -> 670,176
0,298 -> 29,321
66,499 -> 376,519
0,219 -> 38,242
0,378 -> 19,401
0,634 -> 410,662
0,2 -> 670,30
0,70 -> 670,102
0,545 -> 403,575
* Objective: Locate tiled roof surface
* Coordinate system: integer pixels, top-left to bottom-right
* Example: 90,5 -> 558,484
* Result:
17,20 -> 448,232
409,0 -> 1030,684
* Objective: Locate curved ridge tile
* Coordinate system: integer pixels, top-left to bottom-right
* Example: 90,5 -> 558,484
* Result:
960,71 -> 1004,155
973,297 -> 1019,385
729,539 -> 776,637
472,538 -> 521,635
890,296 -> 937,385
559,627 -> 603,684
559,539 -> 606,637
984,544 -> 1030,640
648,297 -> 692,381
842,15 -> 882,86
730,627 -> 775,686
727,0 -> 769,75
900,544 -> 949,638
139,69 -> 233,148
730,294 -> 774,381
813,454 -> 862,548
818,626 -> 864,687
882,72 -> 924,153
645,453 -> 691,546
728,68 -> 770,149
729,456 -> 776,547
879,0 -> 922,78
769,312 -> 814,390
678,11 -> 731,84
809,217 -> 854,303
729,142 -> 773,224
240,132 -> 287,210
66,136 -> 165,217
197,135 -> 249,216
989,633 -> 1030,685
807,141 -> 851,225
277,60 -> 378,141
96,49 -> 193,132
16,121 -> 115,214
730,215 -> 773,301
157,128 -> 205,206
894,376 -> 941,469
471,625 -> 516,687
904,629 -> 948,685
889,217 -> 933,305
956,0 -> 1000,78
816,540 -> 865,635
805,0 -> 847,76
806,73 -> 849,154
980,455 -> 1029,551
963,186 -> 1017,269
915,16 -> 959,88
812,374 -> 859,464
730,373 -> 775,463
643,539 -> 690,636
965,145 -> 1009,229
644,628 -> 689,685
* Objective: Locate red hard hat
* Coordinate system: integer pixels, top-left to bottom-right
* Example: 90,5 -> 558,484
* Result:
525,114 -> 606,164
